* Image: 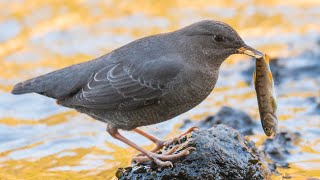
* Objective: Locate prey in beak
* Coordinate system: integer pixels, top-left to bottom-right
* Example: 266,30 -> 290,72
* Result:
237,45 -> 263,58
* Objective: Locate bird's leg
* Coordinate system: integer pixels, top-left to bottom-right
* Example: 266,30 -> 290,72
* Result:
106,125 -> 172,167
106,125 -> 196,167
133,126 -> 199,154
131,145 -> 180,163
132,128 -> 164,153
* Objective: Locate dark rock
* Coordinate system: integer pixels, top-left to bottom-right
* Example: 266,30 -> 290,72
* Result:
307,97 -> 320,115
116,125 -> 271,180
263,131 -> 301,168
181,106 -> 256,135
315,103 -> 320,114
312,97 -> 320,115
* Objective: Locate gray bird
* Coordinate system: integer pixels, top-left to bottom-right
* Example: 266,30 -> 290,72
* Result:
11,20 -> 263,167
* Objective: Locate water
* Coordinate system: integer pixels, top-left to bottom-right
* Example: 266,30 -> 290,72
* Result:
0,1 -> 319,179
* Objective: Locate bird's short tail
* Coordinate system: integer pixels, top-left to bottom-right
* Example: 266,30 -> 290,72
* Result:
11,79 -> 38,95
11,60 -> 96,99
11,71 -> 72,99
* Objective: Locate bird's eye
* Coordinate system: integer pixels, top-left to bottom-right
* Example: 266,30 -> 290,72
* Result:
213,35 -> 224,42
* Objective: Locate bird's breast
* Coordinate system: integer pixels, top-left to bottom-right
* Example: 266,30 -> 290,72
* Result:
163,68 -> 219,113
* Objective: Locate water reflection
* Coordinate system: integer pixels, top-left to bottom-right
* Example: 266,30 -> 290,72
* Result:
0,0 -> 319,179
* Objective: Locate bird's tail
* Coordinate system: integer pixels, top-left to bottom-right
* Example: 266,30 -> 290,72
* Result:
11,78 -> 40,95
11,61 -> 95,99
11,56 -> 102,99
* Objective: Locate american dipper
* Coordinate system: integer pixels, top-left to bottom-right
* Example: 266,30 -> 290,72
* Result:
11,20 -> 263,167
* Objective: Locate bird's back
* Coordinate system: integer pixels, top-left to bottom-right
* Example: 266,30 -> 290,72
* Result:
11,30 -> 220,130
11,32 -> 179,100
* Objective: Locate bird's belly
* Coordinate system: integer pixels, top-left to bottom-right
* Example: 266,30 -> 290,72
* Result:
81,73 -> 218,130
85,87 -> 214,130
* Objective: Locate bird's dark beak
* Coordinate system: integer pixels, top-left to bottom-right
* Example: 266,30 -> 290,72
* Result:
237,45 -> 263,58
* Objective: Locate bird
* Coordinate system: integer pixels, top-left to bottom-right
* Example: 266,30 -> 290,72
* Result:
11,20 -> 263,167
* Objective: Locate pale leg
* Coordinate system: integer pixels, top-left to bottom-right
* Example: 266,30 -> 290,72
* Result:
133,126 -> 199,153
106,125 -> 196,167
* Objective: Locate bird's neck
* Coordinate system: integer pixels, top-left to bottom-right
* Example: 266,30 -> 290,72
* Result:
182,63 -> 220,94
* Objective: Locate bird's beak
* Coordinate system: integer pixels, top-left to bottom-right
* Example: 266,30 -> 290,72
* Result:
237,45 -> 263,58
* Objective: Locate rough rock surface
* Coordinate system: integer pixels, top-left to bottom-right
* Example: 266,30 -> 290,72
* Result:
180,106 -> 256,135
116,125 -> 270,180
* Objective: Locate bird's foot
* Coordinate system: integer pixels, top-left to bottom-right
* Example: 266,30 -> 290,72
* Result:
157,126 -> 199,148
134,126 -> 199,157
106,125 -> 196,168
132,146 -> 196,167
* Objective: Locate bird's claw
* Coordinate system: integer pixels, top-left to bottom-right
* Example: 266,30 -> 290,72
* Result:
190,126 -> 200,131
184,146 -> 196,153
134,126 -> 199,158
153,158 -> 173,168
132,126 -> 198,166
132,145 -> 196,167
161,126 -> 200,147
132,152 -> 174,167
162,137 -> 178,147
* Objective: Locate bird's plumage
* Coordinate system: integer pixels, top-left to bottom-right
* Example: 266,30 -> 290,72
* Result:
11,61 -> 97,99
62,58 -> 183,110
12,20 -> 248,130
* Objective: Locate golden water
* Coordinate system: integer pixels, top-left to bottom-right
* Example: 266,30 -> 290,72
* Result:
0,0 -> 319,179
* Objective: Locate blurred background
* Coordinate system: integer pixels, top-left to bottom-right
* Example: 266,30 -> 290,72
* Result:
0,0 -> 319,179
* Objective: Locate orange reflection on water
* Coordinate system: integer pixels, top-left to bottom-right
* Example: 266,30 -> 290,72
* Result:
0,0 -> 319,179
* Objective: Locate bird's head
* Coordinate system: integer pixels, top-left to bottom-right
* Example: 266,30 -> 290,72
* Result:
180,20 -> 263,61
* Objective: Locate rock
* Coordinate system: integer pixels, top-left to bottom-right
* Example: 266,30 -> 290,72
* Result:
314,97 -> 320,115
263,131 -> 301,169
317,37 -> 320,46
116,125 -> 271,180
306,96 -> 320,115
316,103 -> 320,114
180,106 -> 256,135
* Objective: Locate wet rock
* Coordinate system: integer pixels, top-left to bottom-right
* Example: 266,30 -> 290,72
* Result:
317,37 -> 320,46
307,96 -> 320,115
313,97 -> 320,115
116,125 -> 271,180
263,131 -> 301,168
315,103 -> 320,114
180,106 -> 256,135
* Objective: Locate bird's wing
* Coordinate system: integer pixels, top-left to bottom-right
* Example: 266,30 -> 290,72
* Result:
64,59 -> 183,110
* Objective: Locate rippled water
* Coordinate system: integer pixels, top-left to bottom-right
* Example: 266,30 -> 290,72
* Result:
1,1 -> 319,179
